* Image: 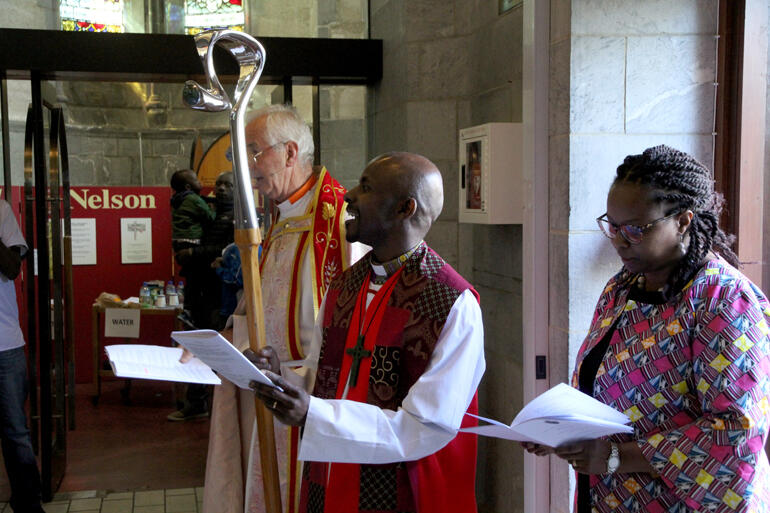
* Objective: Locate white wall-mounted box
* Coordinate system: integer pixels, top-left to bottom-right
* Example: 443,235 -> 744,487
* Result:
458,122 -> 522,224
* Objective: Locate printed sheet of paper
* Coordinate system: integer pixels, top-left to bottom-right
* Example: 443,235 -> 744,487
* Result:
171,329 -> 281,391
69,218 -> 97,265
120,217 -> 152,264
105,345 -> 220,385
461,383 -> 633,447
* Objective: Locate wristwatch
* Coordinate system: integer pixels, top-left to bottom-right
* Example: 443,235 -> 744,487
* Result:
607,442 -> 620,474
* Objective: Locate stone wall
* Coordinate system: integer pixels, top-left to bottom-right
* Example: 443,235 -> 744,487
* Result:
319,85 -> 368,190
548,1 -> 719,509
0,1 -> 368,192
370,1 -> 524,512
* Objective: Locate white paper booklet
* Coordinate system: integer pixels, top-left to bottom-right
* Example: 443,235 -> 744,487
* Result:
104,344 -> 221,385
460,383 -> 633,447
170,329 -> 280,391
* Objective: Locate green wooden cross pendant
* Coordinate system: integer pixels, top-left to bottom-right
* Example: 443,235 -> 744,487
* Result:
346,335 -> 372,387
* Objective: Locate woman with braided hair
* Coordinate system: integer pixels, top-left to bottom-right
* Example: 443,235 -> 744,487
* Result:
524,145 -> 770,512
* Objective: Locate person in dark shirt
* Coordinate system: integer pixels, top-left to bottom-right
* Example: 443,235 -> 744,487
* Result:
170,169 -> 215,253
169,171 -> 235,421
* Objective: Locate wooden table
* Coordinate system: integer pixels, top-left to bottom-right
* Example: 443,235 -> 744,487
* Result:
91,303 -> 183,405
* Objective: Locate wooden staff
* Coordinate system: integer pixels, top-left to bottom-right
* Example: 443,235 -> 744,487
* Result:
183,30 -> 282,513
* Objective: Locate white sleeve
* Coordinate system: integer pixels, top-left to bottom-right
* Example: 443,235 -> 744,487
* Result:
0,200 -> 26,255
298,289 -> 485,464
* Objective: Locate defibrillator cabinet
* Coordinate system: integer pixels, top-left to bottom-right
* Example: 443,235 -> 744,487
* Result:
458,122 -> 522,224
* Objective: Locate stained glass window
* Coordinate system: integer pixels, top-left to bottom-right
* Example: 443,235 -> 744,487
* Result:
60,0 -> 124,32
185,0 -> 244,35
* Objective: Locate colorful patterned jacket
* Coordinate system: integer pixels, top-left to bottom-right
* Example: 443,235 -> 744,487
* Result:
573,259 -> 770,512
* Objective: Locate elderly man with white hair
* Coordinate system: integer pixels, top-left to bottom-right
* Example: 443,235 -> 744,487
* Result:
202,104 -> 364,513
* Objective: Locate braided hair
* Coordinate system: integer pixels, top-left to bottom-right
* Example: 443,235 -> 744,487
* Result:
614,145 -> 739,297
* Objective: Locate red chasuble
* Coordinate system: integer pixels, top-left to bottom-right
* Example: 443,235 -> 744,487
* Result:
300,243 -> 479,513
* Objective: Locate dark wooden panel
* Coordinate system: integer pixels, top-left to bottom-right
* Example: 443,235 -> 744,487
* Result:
714,0 -> 766,287
0,28 -> 382,84
714,0 -> 742,238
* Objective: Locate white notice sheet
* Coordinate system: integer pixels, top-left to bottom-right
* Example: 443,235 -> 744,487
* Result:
170,329 -> 281,391
120,217 -> 152,264
460,383 -> 633,447
69,218 -> 97,265
104,345 -> 220,385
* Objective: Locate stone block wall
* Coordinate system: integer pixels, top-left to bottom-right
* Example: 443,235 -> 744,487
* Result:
1,1 -> 369,193
370,1 -> 524,512
319,85 -> 368,190
1,83 -> 366,192
565,0 -> 717,366
248,0 -> 318,38
246,0 -> 365,38
556,1 -> 711,340
548,1 -> 719,510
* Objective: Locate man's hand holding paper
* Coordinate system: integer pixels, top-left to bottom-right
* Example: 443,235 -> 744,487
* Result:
177,327 -> 233,364
243,346 -> 280,375
246,346 -> 310,427
170,330 -> 281,391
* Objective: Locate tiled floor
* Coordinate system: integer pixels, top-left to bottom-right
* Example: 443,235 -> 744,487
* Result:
0,487 -> 204,513
0,380 -> 210,512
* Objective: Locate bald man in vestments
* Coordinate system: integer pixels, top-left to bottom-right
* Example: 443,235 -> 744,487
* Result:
202,104 -> 365,513
251,152 -> 486,513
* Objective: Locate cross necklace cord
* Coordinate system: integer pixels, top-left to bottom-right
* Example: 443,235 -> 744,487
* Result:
346,270 -> 400,387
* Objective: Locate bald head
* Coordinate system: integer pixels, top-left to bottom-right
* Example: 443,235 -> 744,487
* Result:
344,152 -> 444,260
369,152 -> 444,230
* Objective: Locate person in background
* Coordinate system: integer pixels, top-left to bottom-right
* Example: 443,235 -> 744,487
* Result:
202,104 -> 365,513
170,168 -> 215,334
250,152 -> 485,513
0,199 -> 45,513
169,171 -> 235,422
213,241 -> 243,327
170,168 -> 215,254
523,145 -> 770,512
175,171 -> 235,330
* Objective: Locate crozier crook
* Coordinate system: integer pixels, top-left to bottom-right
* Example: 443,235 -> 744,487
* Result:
183,30 -> 282,513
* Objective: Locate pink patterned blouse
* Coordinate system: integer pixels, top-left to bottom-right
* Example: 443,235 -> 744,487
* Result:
573,259 -> 770,512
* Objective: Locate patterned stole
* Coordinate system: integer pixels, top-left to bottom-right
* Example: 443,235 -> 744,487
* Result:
323,268 -> 403,513
300,243 -> 480,513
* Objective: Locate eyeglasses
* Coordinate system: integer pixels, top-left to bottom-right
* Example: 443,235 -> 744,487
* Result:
596,211 -> 680,245
246,141 -> 286,163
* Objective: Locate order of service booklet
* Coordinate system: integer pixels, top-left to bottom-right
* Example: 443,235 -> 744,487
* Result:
460,383 -> 633,447
170,329 -> 281,391
104,344 -> 221,385
105,330 -> 281,390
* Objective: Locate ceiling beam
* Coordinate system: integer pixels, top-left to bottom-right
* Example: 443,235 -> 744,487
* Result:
0,28 -> 382,85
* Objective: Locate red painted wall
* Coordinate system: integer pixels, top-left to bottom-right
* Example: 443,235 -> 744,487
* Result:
8,186 -> 185,384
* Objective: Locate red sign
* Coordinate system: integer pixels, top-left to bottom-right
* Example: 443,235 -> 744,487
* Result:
9,186 -> 179,384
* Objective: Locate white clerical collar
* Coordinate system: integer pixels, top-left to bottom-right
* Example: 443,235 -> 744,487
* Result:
370,241 -> 422,284
371,263 -> 388,283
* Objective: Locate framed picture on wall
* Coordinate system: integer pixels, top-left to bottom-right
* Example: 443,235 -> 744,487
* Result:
499,0 -> 522,15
